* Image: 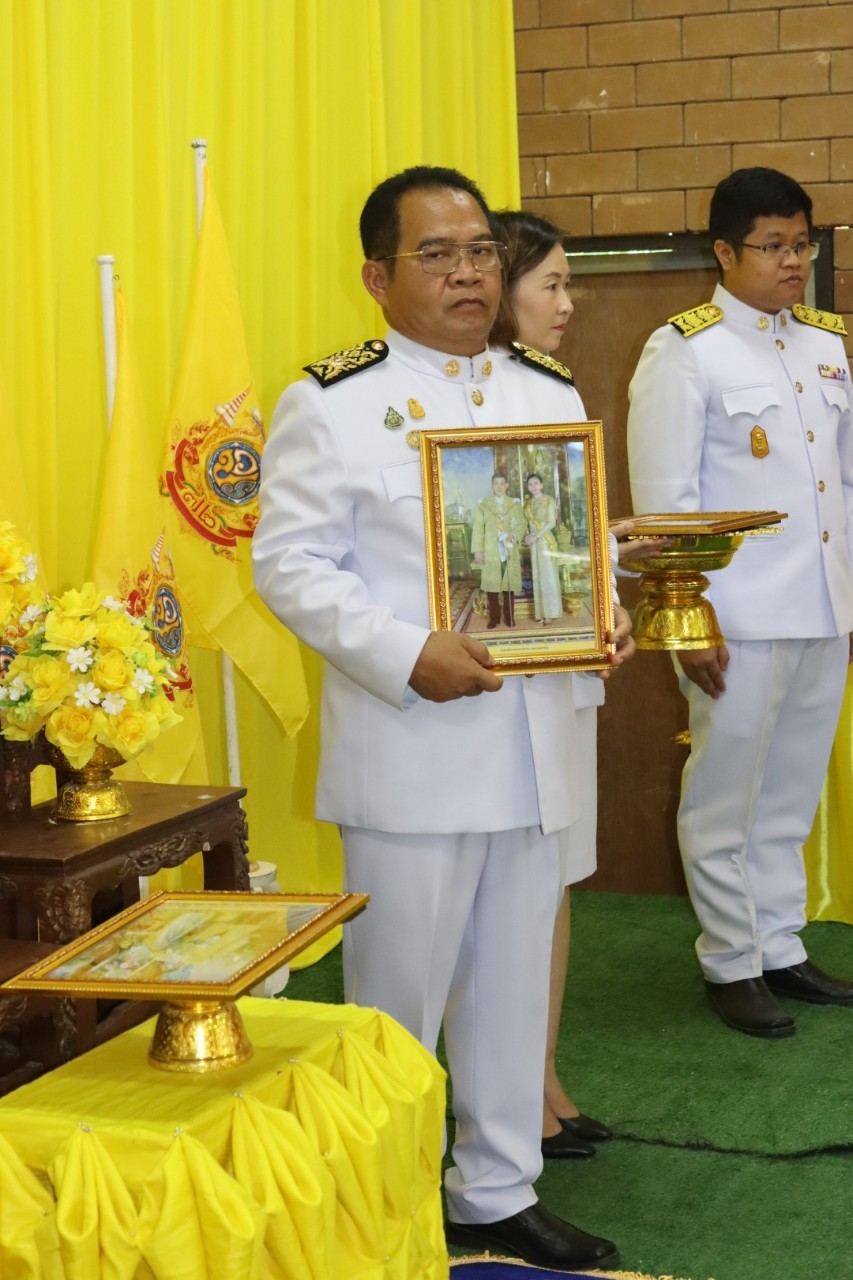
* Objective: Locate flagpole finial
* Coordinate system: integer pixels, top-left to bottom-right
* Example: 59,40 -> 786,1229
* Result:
191,138 -> 208,150
96,254 -> 115,265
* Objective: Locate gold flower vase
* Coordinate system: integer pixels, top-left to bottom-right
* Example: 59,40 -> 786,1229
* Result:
46,741 -> 131,822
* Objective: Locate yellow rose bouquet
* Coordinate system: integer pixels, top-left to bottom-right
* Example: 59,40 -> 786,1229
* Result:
0,582 -> 181,769
0,521 -> 40,670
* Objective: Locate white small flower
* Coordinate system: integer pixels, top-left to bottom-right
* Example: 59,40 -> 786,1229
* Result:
20,603 -> 45,626
132,668 -> 155,694
7,676 -> 27,703
101,692 -> 127,716
74,682 -> 101,707
66,647 -> 94,673
102,595 -> 125,612
19,554 -> 38,583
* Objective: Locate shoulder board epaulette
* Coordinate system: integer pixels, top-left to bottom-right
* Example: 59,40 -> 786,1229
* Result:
668,304 -> 723,337
791,304 -> 847,336
303,340 -> 389,387
509,342 -> 574,385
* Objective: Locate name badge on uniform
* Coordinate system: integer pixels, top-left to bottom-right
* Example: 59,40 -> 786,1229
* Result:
751,425 -> 769,458
818,364 -> 848,381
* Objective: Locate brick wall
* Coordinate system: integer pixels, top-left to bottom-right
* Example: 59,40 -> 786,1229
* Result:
515,0 -> 853,338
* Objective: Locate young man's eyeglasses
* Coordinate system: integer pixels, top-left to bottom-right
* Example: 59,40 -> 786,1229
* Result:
733,241 -> 820,262
379,241 -> 507,275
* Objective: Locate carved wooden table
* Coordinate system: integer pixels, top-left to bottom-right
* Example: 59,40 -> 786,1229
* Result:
0,781 -> 250,944
0,781 -> 250,1068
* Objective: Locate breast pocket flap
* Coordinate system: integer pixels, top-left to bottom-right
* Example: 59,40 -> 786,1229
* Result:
721,384 -> 782,419
380,459 -> 422,503
820,383 -> 849,413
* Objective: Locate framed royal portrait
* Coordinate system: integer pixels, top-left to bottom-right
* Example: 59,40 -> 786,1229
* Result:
420,422 -> 614,675
1,891 -> 369,1002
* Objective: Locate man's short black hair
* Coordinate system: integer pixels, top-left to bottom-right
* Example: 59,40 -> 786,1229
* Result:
709,168 -> 813,257
360,165 -> 490,267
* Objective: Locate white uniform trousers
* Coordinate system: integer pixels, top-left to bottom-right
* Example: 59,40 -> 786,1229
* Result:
677,636 -> 849,983
341,825 -> 562,1224
558,706 -> 598,887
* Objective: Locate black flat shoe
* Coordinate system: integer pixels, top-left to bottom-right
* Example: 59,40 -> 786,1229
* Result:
764,960 -> 853,1006
446,1202 -> 618,1271
541,1129 -> 595,1158
558,1111 -> 612,1142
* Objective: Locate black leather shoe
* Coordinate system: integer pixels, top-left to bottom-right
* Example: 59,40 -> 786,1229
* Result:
541,1129 -> 595,1158
559,1111 -> 613,1142
446,1202 -> 618,1271
704,976 -> 795,1038
764,959 -> 853,1006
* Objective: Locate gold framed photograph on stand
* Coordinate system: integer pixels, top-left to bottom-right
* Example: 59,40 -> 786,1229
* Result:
2,891 -> 369,1072
420,422 -> 614,675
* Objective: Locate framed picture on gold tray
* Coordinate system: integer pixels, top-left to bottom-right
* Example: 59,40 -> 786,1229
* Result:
420,422 -> 614,674
1,891 -> 369,1002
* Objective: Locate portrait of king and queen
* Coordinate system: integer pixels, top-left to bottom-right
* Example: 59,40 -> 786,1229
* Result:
439,440 -> 594,639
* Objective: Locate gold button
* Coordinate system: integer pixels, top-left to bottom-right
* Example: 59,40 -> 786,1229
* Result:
776,339 -> 785,349
807,430 -> 815,442
444,359 -> 460,377
795,382 -> 803,392
823,531 -> 830,542
781,314 -> 787,326
758,316 -> 770,331
483,360 -> 492,377
818,480 -> 826,492
471,389 -> 484,406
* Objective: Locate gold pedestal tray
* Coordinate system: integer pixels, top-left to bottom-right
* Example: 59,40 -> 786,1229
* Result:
0,890 -> 369,1072
149,999 -> 253,1072
615,512 -> 786,651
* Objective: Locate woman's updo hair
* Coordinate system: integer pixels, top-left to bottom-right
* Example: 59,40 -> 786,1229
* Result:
489,210 -> 569,349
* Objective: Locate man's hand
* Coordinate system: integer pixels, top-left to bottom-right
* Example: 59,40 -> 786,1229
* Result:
609,518 -> 669,563
677,645 -> 729,698
409,632 -> 503,702
598,603 -> 635,679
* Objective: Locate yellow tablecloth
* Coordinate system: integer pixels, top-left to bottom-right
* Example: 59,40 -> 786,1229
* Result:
0,997 -> 448,1279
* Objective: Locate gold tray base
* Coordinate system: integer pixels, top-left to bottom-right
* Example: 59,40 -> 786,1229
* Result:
627,533 -> 742,651
148,999 -> 254,1072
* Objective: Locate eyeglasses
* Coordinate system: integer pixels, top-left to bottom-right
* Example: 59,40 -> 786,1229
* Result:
380,241 -> 507,275
734,241 -> 820,262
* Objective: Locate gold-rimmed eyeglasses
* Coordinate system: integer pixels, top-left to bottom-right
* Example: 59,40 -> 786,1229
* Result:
734,241 -> 820,262
379,241 -> 507,275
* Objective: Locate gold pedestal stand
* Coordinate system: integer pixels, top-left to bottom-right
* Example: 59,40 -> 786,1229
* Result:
149,999 -> 253,1072
626,533 -> 744,651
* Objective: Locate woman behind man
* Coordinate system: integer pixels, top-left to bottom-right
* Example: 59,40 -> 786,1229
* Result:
490,210 -> 651,1158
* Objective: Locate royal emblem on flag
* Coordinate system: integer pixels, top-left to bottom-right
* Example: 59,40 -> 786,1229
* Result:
162,386 -> 265,559
122,535 -> 194,699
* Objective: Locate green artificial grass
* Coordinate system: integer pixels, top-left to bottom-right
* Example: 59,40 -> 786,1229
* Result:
283,892 -> 853,1280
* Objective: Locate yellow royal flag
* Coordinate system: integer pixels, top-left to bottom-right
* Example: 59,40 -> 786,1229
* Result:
92,287 -> 209,787
161,169 -> 308,737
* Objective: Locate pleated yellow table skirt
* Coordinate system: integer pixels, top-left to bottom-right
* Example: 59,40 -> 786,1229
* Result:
0,997 -> 448,1279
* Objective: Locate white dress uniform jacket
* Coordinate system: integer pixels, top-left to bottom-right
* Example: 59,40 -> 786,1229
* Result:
253,330 -> 590,837
629,283 -> 853,639
627,283 -> 853,982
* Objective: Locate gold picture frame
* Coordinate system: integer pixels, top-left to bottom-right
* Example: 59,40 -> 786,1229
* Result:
1,891 -> 368,1002
420,422 -> 614,674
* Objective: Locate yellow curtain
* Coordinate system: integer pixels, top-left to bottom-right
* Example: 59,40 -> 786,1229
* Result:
0,0 -> 520,942
804,670 -> 853,923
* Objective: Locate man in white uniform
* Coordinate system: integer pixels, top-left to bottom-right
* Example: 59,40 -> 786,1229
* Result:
253,167 -> 632,1270
628,167 -> 853,1037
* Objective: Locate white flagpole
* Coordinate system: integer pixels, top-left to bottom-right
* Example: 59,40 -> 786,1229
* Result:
96,255 -> 117,424
191,139 -> 242,789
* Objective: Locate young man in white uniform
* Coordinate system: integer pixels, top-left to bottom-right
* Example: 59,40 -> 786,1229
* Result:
254,167 -> 633,1270
628,168 -> 853,1037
